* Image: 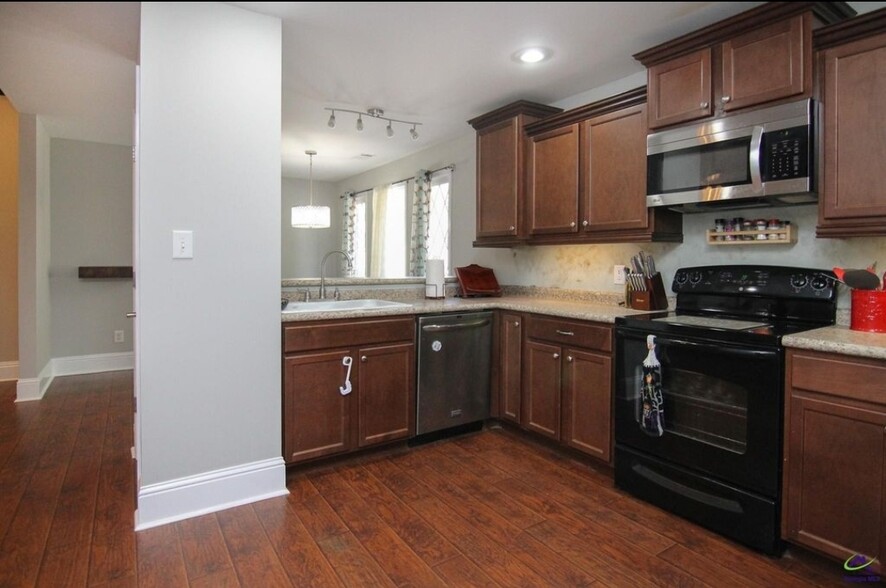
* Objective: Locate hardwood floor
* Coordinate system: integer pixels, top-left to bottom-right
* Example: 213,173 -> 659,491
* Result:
0,372 -> 851,587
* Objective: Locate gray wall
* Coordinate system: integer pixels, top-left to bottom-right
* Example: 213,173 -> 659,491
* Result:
0,97 -> 18,368
281,177 -> 341,278
138,2 -> 282,486
17,114 -> 52,384
50,139 -> 133,357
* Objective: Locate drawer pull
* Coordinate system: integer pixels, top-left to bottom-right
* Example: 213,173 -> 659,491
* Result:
555,330 -> 575,336
553,353 -> 560,359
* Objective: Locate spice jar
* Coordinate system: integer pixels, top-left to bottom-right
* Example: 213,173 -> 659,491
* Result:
755,219 -> 768,231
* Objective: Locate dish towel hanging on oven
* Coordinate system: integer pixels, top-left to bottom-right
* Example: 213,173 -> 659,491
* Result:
640,335 -> 664,437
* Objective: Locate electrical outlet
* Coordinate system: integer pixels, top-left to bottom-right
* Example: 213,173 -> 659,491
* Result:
114,330 -> 125,343
614,264 -> 627,285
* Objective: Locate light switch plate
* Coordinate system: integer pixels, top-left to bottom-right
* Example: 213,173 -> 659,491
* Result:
172,230 -> 194,259
614,264 -> 626,285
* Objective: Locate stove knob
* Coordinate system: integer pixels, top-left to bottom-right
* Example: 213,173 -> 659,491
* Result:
811,275 -> 829,290
790,274 -> 808,289
689,271 -> 702,284
674,271 -> 688,285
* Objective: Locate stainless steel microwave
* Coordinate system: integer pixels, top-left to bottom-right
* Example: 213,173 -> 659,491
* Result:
646,99 -> 814,212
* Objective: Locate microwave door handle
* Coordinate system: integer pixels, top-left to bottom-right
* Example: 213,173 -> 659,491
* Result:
749,125 -> 764,193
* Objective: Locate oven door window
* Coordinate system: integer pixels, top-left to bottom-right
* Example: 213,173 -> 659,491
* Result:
615,330 -> 781,496
647,138 -> 751,195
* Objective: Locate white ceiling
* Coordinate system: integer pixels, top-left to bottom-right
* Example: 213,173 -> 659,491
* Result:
1,2 -> 881,183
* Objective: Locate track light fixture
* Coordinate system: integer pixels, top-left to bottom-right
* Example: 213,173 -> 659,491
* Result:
324,107 -> 421,140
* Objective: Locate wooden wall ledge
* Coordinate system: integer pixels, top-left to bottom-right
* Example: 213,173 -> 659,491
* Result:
78,266 -> 133,279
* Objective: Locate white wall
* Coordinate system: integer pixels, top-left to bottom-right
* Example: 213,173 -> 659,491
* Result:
281,177 -> 341,278
17,113 -> 52,397
50,139 -> 133,358
137,2 -> 284,525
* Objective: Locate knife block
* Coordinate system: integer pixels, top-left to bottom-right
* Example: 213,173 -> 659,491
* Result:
630,272 -> 669,311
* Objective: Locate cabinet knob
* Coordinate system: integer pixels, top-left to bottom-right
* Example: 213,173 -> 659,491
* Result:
721,96 -> 731,104
509,225 -> 516,231
570,221 -> 576,228
553,353 -> 560,359
700,101 -> 709,109
567,356 -> 573,363
513,321 -> 520,327
361,356 -> 367,363
582,220 -> 589,227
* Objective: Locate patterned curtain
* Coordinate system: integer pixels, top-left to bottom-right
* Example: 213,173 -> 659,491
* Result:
340,191 -> 356,276
409,170 -> 431,277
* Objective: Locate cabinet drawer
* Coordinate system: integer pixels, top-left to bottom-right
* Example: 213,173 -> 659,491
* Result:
789,350 -> 886,406
526,315 -> 612,352
284,317 -> 414,353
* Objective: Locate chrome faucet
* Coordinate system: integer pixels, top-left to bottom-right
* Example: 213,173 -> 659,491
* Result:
319,250 -> 353,300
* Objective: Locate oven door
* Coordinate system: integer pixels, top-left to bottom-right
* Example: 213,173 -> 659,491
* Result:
614,327 -> 782,497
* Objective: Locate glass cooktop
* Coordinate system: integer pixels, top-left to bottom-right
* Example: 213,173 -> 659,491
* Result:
652,315 -> 771,331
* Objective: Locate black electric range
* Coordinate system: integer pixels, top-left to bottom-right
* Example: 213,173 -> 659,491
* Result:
613,265 -> 837,554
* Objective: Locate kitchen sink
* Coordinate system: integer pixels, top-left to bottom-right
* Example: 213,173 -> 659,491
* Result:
282,298 -> 413,314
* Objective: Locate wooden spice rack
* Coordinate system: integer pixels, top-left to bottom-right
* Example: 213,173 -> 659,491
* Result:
706,224 -> 796,246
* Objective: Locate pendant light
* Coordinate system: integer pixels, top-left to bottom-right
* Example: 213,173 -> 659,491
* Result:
291,150 -> 331,229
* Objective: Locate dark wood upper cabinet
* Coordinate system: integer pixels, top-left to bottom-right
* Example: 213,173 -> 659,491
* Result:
815,9 -> 886,237
647,48 -> 713,129
636,3 -> 854,130
468,101 -> 562,246
527,124 -> 580,236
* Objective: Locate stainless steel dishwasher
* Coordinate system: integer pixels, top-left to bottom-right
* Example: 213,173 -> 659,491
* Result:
416,311 -> 493,436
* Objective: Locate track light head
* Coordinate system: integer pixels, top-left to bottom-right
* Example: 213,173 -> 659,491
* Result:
327,110 -> 336,128
356,115 -> 363,132
410,125 -> 418,140
386,121 -> 394,138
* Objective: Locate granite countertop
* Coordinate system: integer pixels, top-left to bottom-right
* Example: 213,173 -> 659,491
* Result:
782,325 -> 886,361
281,295 -> 651,325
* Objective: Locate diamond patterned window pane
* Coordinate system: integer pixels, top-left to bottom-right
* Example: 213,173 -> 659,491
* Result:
428,170 -> 451,275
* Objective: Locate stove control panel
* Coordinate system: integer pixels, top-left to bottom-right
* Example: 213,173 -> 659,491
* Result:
672,265 -> 837,299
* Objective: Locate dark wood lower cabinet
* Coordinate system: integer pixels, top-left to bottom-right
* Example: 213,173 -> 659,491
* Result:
499,312 -> 523,423
509,313 -> 613,465
784,349 -> 886,564
282,318 -> 415,465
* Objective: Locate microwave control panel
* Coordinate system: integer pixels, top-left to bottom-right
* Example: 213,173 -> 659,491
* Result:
762,125 -> 809,181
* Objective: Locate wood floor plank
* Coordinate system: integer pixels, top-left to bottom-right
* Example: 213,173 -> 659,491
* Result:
252,495 -> 343,587
135,524 -> 189,588
315,532 -> 398,588
188,568 -> 243,588
310,469 -> 448,588
36,540 -> 91,588
431,554 -> 500,588
216,505 -> 291,588
177,514 -> 236,583
657,544 -> 761,588
285,475 -> 350,542
430,437 -> 514,486
341,464 -> 462,568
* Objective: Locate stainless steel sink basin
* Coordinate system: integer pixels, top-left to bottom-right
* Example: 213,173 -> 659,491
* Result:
282,299 -> 413,314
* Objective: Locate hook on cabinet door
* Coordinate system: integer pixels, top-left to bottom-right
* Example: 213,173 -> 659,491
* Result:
340,356 -> 353,395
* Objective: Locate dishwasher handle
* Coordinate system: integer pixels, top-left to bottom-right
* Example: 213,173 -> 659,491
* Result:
421,318 -> 491,332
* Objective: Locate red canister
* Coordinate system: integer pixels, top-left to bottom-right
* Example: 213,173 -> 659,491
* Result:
850,289 -> 886,333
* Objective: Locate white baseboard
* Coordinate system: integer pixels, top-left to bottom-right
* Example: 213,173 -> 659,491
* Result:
135,457 -> 288,531
16,361 -> 53,402
53,352 -> 134,377
0,361 -> 18,382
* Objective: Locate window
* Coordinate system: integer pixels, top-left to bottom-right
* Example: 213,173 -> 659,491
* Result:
427,168 -> 451,275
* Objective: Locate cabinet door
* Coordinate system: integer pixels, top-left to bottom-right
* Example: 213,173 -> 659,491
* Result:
357,342 -> 414,447
476,118 -> 521,238
527,124 -> 580,235
522,340 -> 562,440
785,392 -> 886,562
581,104 -> 648,233
721,15 -> 806,113
499,313 -> 523,424
284,350 -> 351,463
561,348 -> 612,463
647,48 -> 712,129
819,32 -> 886,235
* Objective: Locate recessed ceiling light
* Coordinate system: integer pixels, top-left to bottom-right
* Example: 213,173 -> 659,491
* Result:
514,47 -> 550,64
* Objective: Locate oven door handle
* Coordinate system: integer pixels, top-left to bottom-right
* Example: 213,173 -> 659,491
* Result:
652,336 -> 776,360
